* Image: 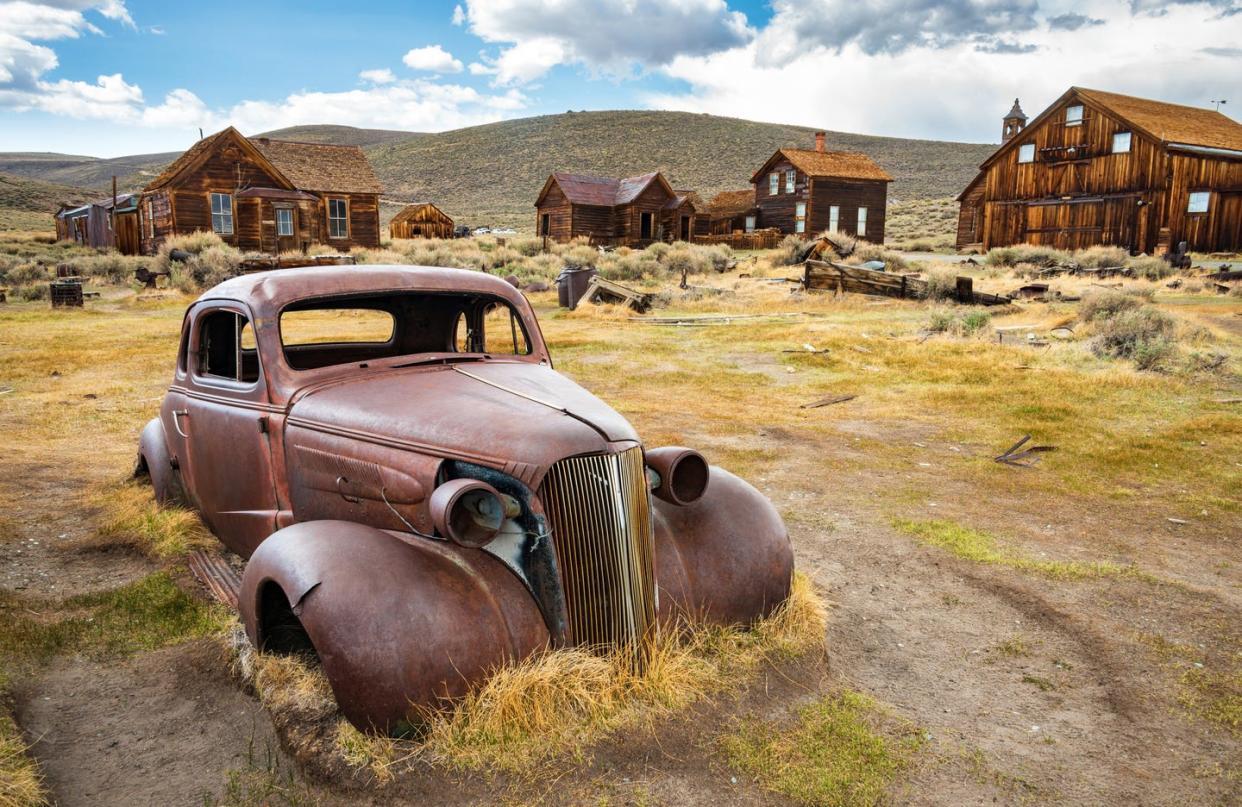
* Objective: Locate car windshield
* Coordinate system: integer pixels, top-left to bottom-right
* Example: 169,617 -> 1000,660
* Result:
279,291 -> 533,371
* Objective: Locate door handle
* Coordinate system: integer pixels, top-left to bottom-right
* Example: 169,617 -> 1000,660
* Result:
172,409 -> 189,438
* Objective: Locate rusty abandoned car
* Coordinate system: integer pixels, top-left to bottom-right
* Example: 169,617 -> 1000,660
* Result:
136,265 -> 794,733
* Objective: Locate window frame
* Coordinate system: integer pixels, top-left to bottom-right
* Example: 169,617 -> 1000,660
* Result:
857,206 -> 868,237
769,172 -> 779,195
1065,104 -> 1084,127
794,201 -> 806,234
1018,143 -> 1036,164
327,197 -> 349,240
209,192 -> 234,235
1187,191 -> 1210,214
191,306 -> 261,389
785,168 -> 796,194
1112,131 -> 1132,154
275,207 -> 294,237
828,205 -> 840,234
744,215 -> 756,233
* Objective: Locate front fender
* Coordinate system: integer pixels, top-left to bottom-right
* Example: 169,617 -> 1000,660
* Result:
239,520 -> 550,733
652,467 -> 793,626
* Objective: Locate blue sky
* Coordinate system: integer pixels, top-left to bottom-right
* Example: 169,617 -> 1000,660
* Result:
1,0 -> 1238,157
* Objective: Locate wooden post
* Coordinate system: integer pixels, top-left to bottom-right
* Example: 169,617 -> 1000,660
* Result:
956,276 -> 973,304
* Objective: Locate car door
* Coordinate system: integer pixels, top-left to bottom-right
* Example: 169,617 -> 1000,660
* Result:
179,303 -> 280,556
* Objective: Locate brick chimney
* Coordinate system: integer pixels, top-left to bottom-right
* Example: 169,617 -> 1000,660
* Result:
814,131 -> 826,152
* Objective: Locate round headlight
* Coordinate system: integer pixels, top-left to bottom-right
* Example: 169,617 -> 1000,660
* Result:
645,447 -> 710,506
429,478 -> 505,548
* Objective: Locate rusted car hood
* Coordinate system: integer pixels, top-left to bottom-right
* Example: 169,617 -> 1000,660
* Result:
285,362 -> 640,479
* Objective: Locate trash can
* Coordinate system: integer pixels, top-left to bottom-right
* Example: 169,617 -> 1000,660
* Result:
555,266 -> 597,309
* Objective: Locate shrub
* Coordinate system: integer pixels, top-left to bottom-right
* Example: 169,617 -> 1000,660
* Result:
1090,307 -> 1177,370
1126,255 -> 1173,281
776,235 -> 809,266
1076,245 -> 1129,269
850,239 -> 909,272
154,232 -> 243,292
923,267 -> 959,301
985,244 -> 1068,268
925,308 -> 991,336
511,237 -> 543,257
1230,283 -> 1242,298
1079,290 -> 1141,322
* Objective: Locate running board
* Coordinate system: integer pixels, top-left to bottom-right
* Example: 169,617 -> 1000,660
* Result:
188,550 -> 241,610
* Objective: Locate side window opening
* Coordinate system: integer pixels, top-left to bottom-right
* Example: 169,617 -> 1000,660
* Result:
482,302 -> 531,356
197,310 -> 258,383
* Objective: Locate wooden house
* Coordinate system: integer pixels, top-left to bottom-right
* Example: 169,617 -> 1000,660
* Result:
749,133 -> 892,240
139,127 -> 383,255
389,203 -> 454,239
534,171 -> 689,246
55,193 -> 140,255
662,190 -> 700,243
956,88 -> 1242,253
695,189 -> 759,237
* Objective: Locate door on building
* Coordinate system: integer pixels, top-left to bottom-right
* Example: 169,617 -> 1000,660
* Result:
1024,198 -> 1136,251
640,212 -> 653,240
275,206 -> 298,253
680,215 -> 691,241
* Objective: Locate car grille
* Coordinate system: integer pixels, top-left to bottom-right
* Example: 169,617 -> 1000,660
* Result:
539,447 -> 656,651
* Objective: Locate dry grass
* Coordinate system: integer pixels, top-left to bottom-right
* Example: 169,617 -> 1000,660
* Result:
232,574 -> 826,778
81,481 -> 212,559
0,712 -> 45,807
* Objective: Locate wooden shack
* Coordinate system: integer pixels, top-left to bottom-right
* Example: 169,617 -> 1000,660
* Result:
55,193 -> 140,255
662,191 -> 700,243
956,88 -> 1242,253
749,133 -> 892,240
139,127 -> 383,254
389,203 -> 453,239
534,171 -> 686,246
695,189 -> 759,237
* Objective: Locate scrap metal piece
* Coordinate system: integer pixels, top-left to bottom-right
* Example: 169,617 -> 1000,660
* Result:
994,434 -> 1056,467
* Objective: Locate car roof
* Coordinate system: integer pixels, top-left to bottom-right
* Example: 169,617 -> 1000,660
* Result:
196,264 -> 528,317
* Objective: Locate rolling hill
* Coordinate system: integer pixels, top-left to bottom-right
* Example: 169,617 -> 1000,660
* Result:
0,112 -> 995,233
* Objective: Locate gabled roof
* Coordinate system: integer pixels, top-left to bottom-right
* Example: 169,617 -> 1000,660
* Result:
663,190 -> 698,211
751,149 -> 893,183
143,126 -> 383,195
538,171 -> 675,207
251,137 -> 383,194
706,189 -> 757,217
979,87 -> 1242,169
390,202 -> 452,223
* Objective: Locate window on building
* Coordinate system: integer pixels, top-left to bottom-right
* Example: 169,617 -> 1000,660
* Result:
275,208 -> 294,237
540,213 -> 550,236
1065,104 -> 1084,127
785,169 -> 796,193
1187,192 -> 1210,213
210,193 -> 233,235
744,215 -> 756,233
145,199 -> 154,239
828,205 -> 840,234
857,207 -> 868,237
328,198 -> 348,239
1112,132 -> 1132,154
1018,143 -> 1035,164
769,172 -> 779,195
795,202 -> 806,234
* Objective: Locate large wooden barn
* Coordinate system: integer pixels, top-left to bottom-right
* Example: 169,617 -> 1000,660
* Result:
534,171 -> 692,246
139,127 -> 383,254
749,134 -> 892,240
956,88 -> 1242,253
389,203 -> 453,239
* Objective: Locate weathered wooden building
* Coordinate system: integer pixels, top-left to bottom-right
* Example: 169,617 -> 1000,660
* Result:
749,133 -> 892,240
139,127 -> 383,254
388,203 -> 453,239
55,193 -> 140,254
534,171 -> 690,246
695,189 -> 759,237
662,190 -> 700,243
956,88 -> 1242,253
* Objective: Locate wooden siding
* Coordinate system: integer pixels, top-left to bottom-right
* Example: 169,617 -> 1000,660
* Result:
808,179 -> 887,241
753,159 -> 809,234
959,89 -> 1242,252
389,204 -> 453,239
535,175 -> 681,247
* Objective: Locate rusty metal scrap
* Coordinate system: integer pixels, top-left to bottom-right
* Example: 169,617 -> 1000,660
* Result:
994,434 -> 1056,467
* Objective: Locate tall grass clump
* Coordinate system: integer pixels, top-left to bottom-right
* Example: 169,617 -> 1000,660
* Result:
1075,245 -> 1128,268
1126,255 -> 1173,281
0,711 -> 45,807
922,267 -> 959,301
1079,290 -> 1177,370
849,239 -> 908,272
153,231 -> 242,292
83,482 -> 212,559
985,244 -> 1068,268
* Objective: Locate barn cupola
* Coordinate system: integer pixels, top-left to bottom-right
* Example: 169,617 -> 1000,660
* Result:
1002,99 -> 1027,143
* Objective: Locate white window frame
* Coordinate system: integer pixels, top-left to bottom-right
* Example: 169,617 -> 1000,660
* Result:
327,197 -> 349,239
1065,104 -> 1084,127
857,207 -> 868,237
1018,143 -> 1035,164
145,198 -> 154,239
210,192 -> 233,235
785,168 -> 796,194
828,205 -> 840,234
1187,191 -> 1210,214
275,207 -> 294,237
744,215 -> 756,233
1112,132 -> 1131,154
769,172 -> 779,195
795,201 -> 806,234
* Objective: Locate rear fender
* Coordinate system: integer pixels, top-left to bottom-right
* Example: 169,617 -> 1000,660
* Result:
652,467 -> 793,626
239,520 -> 550,733
136,417 -> 184,505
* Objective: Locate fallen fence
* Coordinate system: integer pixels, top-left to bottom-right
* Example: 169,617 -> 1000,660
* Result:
803,260 -> 1012,306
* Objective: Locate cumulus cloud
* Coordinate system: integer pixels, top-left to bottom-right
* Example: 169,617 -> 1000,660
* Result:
0,1 -> 134,99
1046,12 -> 1105,30
359,67 -> 397,84
976,39 -> 1039,53
402,44 -> 464,73
458,0 -> 752,84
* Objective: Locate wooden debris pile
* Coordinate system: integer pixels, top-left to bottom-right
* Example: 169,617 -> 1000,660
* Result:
577,276 -> 656,313
802,260 -> 1012,306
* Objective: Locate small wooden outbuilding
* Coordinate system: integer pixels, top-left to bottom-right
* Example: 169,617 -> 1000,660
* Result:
389,203 -> 454,239
695,189 -> 759,237
55,193 -> 141,255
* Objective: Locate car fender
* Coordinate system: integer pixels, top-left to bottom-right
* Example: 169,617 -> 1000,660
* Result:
652,466 -> 793,626
239,520 -> 550,733
136,417 -> 184,504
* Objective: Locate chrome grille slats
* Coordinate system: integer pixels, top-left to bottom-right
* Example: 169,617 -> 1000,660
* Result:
540,447 -> 656,651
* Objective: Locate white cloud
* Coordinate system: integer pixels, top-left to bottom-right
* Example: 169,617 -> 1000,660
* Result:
458,0 -> 752,84
402,44 -> 464,73
452,3 -> 465,24
359,67 -> 397,84
647,0 -> 1242,145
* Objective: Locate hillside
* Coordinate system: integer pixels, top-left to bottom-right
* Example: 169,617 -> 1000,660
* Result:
0,172 -> 95,230
367,110 -> 995,228
0,113 -> 994,233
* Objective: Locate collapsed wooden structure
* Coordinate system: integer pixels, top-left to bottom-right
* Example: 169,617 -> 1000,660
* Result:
957,87 -> 1242,253
388,203 -> 453,239
803,260 -> 1013,306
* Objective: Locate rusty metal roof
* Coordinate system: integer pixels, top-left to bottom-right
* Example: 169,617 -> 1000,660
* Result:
547,171 -> 670,206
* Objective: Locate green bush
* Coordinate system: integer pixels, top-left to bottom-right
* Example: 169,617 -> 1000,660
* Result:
925,308 -> 991,336
1090,307 -> 1177,370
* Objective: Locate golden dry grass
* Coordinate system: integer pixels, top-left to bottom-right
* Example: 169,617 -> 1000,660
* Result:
0,712 -> 45,807
82,481 -> 213,559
